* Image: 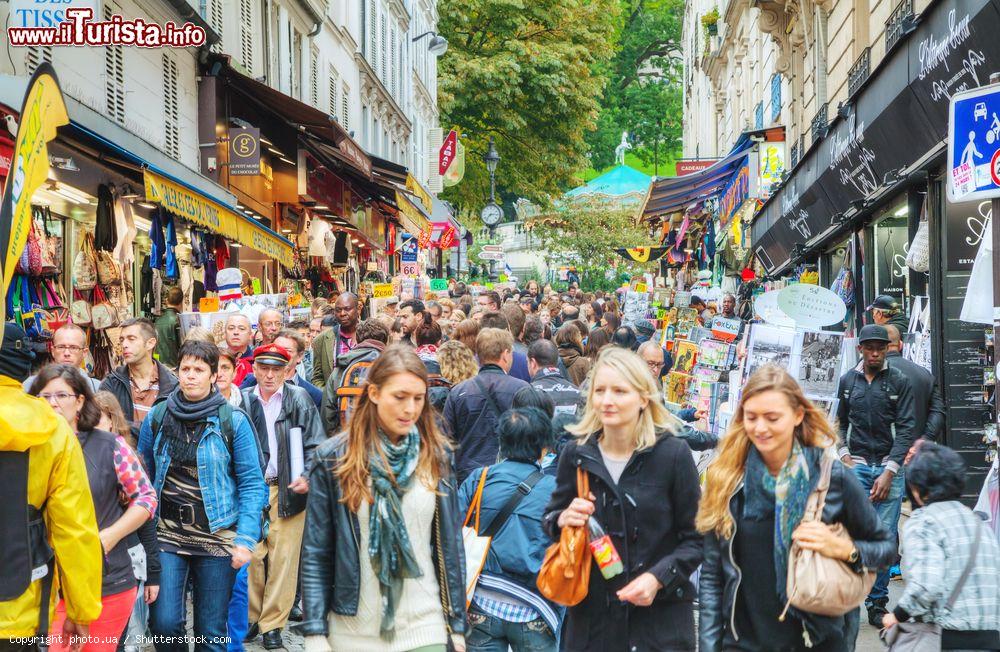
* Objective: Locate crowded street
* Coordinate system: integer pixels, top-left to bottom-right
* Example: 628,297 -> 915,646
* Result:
2,0 -> 1000,650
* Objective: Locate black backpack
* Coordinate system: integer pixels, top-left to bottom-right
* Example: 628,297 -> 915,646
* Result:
0,451 -> 55,638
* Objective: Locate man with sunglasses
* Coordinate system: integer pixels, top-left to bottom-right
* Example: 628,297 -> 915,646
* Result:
23,324 -> 99,393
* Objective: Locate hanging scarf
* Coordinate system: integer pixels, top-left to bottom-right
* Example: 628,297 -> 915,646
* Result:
159,387 -> 227,464
743,440 -> 812,602
367,427 -> 423,640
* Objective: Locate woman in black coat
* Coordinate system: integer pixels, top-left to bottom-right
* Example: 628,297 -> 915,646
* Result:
697,365 -> 894,652
543,348 -> 703,651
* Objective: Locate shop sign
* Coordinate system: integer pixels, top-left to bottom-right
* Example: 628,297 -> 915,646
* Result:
948,82 -> 1000,201
306,154 -> 344,211
710,316 -> 742,342
430,278 -> 448,292
228,127 -> 261,176
675,159 -> 719,176
757,141 -> 785,199
406,174 -> 434,212
439,130 -> 458,176
438,225 -> 457,249
144,169 -> 294,268
372,283 -> 394,298
417,228 -> 432,249
946,197 -> 990,271
338,137 -> 372,177
400,233 -> 418,262
9,0 -> 97,28
777,284 -> 847,328
719,163 -> 750,228
754,290 -> 796,327
401,262 -> 420,276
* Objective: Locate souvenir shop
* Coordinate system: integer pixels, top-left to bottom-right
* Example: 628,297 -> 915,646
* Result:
749,0 -> 1000,495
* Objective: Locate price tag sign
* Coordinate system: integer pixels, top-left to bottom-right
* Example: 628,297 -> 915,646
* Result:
634,282 -> 648,293
401,263 -> 420,276
372,283 -> 394,299
430,278 -> 448,292
199,297 -> 220,312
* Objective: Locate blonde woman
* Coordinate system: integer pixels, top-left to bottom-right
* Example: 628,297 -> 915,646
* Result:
542,347 -> 703,651
437,340 -> 478,386
697,366 -> 893,652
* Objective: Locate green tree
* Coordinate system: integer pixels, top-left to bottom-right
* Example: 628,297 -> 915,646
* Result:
530,197 -> 654,291
588,0 -> 685,173
437,0 -> 620,219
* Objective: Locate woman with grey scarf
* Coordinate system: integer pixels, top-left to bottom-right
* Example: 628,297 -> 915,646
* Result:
300,346 -> 467,652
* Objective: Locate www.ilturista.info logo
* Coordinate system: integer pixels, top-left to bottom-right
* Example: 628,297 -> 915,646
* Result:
7,7 -> 206,47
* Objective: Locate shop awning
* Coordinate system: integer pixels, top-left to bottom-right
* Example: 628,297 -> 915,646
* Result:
144,170 -> 294,267
0,73 -> 295,267
371,156 -> 408,188
395,190 -> 432,234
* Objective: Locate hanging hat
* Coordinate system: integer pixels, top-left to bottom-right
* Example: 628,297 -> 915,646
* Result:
216,268 -> 243,302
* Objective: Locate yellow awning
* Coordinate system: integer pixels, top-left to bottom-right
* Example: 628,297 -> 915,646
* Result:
144,170 -> 294,268
395,191 -> 431,234
405,174 -> 434,212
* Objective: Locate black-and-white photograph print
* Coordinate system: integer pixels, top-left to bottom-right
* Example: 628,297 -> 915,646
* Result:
744,324 -> 796,378
797,331 -> 844,396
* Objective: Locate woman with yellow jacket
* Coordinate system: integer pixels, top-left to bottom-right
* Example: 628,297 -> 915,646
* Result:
0,323 -> 103,650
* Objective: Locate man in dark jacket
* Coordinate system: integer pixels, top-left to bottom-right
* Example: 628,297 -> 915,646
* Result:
310,293 -> 359,388
835,324 -> 916,626
444,327 -> 530,482
528,339 -> 581,418
154,286 -> 183,369
320,318 -> 388,434
868,294 -> 909,334
241,344 -> 324,649
884,325 -> 945,443
100,318 -> 178,440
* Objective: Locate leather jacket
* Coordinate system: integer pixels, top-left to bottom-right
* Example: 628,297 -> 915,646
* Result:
699,447 -> 895,652
300,433 -> 466,638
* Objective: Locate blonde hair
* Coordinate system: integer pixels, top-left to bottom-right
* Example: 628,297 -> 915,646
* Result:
93,390 -> 132,442
184,326 -> 218,345
696,365 -> 837,538
437,340 -> 479,385
567,347 -> 680,450
476,327 -> 514,364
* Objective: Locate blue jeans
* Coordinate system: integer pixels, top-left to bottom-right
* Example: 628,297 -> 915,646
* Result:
150,551 -> 237,652
226,565 -> 249,652
466,606 -> 557,652
851,463 -> 905,604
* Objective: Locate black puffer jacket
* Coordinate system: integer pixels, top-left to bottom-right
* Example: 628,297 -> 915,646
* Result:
836,364 -> 916,470
699,447 -> 895,652
300,434 -> 466,639
99,362 -> 178,441
543,433 -> 704,651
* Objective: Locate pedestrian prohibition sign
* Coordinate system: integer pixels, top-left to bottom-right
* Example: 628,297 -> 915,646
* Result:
948,81 -> 1000,202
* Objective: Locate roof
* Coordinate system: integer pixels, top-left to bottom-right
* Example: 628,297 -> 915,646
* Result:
565,164 -> 652,200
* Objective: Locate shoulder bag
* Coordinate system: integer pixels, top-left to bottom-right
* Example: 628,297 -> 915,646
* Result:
536,466 -> 591,607
880,524 -> 983,652
781,455 -> 876,618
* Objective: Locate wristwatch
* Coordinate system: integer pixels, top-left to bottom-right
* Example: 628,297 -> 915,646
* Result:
848,547 -> 860,563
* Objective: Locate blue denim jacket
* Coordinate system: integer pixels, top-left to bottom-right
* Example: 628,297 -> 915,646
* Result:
138,409 -> 267,551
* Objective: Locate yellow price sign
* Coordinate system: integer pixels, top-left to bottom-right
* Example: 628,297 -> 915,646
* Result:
199,297 -> 220,313
372,283 -> 394,299
635,282 -> 648,293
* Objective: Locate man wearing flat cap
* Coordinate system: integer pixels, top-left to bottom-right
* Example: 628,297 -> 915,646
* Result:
868,294 -> 909,333
241,344 -> 325,649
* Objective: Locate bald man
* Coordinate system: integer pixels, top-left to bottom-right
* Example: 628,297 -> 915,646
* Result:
884,324 -> 944,444
24,324 -> 100,393
226,313 -> 255,385
310,293 -> 360,388
258,309 -> 284,347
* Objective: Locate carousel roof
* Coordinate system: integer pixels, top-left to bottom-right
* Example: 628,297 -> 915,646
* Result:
565,164 -> 652,202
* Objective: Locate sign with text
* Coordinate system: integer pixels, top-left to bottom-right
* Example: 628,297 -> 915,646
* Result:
710,316 -> 742,342
372,283 -> 394,298
199,297 -> 220,312
401,262 -> 420,276
439,129 -> 458,175
229,127 -> 260,176
777,284 -> 847,329
948,82 -> 1000,201
675,159 -> 719,176
400,233 -> 418,262
430,278 -> 448,292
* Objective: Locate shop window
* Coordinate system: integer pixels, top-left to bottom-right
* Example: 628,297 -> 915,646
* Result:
104,2 -> 125,126
162,53 -> 180,160
871,202 -> 910,304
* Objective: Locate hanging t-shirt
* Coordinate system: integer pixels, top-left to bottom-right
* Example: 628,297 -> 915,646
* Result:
149,208 -> 166,270
164,213 -> 179,280
215,236 -> 231,270
308,218 -> 333,257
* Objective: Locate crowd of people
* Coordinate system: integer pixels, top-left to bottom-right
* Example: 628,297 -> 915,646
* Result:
0,281 -> 998,652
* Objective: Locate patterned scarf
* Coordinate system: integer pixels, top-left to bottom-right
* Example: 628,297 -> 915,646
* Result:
368,427 -> 423,640
743,440 -> 812,602
160,388 -> 227,464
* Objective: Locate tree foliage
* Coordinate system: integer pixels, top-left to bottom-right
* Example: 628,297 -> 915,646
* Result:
436,0 -> 620,219
530,198 -> 653,290
587,0 -> 685,172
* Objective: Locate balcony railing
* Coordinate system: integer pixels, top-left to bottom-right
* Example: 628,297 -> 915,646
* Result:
848,47 -> 871,98
811,104 -> 829,142
886,0 -> 915,52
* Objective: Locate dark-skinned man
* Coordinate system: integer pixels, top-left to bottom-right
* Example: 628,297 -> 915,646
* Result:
310,293 -> 359,388
883,325 -> 945,463
835,324 -> 916,628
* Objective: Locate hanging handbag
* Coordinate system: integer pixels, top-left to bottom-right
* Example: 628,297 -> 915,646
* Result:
90,285 -> 120,330
97,249 -> 123,286
73,232 -> 99,291
463,467 -> 492,607
880,525 -> 983,652
40,207 -> 62,276
537,467 -> 592,607
71,290 -> 93,326
781,455 -> 876,618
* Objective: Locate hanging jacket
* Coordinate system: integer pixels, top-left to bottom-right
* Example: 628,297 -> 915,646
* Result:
94,183 -> 117,252
164,212 -> 179,280
0,376 -> 102,638
149,208 -> 166,270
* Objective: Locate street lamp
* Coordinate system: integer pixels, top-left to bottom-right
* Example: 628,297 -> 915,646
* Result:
411,31 -> 449,56
480,136 -> 503,282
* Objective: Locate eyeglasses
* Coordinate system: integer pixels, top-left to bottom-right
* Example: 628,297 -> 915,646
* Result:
39,392 -> 78,403
53,345 -> 85,353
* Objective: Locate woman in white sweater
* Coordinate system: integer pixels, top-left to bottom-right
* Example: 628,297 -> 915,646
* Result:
300,346 -> 467,652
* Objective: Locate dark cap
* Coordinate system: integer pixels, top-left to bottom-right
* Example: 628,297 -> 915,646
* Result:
0,322 -> 35,382
857,324 -> 891,344
867,294 -> 900,312
252,343 -> 291,366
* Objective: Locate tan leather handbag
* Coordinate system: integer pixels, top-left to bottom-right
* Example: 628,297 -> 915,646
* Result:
536,467 -> 591,607
781,455 -> 876,618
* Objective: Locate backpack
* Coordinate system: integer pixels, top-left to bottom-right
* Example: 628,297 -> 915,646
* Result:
0,451 -> 55,637
336,357 -> 377,426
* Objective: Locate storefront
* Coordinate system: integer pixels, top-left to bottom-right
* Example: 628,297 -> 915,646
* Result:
749,0 -> 1000,492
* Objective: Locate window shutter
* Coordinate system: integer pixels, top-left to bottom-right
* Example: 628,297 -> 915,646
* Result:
104,2 -> 126,125
162,53 -> 180,159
